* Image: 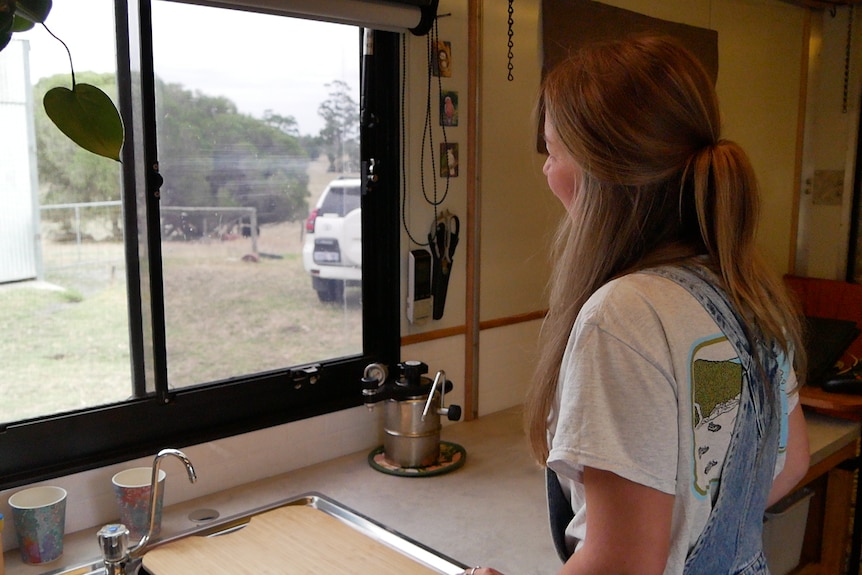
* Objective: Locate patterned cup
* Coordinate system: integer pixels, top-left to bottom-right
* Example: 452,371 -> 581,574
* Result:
8,485 -> 67,564
112,467 -> 165,541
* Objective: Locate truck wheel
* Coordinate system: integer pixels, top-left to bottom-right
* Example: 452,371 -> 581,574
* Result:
315,278 -> 345,303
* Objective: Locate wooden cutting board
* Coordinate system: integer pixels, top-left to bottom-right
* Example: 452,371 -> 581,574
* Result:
142,504 -> 442,575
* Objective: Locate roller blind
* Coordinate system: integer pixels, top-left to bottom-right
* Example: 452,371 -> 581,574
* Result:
169,0 -> 438,34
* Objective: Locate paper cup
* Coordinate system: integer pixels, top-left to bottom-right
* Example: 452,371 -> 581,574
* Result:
112,467 -> 166,541
8,485 -> 67,564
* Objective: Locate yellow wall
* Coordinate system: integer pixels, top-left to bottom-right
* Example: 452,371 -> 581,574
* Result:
710,0 -> 805,271
796,8 -> 862,279
477,0 -> 806,317
401,0 -> 816,416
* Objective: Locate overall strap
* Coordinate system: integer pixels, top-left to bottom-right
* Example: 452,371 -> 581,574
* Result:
647,265 -> 777,437
647,264 -> 781,575
546,467 -> 575,563
545,265 -> 782,572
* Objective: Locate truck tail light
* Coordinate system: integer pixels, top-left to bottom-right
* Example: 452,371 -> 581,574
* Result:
305,208 -> 319,233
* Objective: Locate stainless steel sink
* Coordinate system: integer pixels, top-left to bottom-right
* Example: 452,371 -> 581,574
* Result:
46,492 -> 467,575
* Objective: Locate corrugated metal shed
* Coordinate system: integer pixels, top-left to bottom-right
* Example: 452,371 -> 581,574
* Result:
0,39 -> 41,284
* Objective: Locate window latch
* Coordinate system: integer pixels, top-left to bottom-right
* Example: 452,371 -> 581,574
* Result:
291,364 -> 321,389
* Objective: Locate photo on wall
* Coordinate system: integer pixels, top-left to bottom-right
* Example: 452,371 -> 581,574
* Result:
441,143 -> 459,177
440,91 -> 458,127
433,40 -> 452,77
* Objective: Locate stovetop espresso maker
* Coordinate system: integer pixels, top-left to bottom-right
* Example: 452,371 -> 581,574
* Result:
362,360 -> 462,468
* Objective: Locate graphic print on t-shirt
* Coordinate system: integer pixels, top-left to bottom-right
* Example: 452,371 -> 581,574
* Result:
689,334 -> 742,500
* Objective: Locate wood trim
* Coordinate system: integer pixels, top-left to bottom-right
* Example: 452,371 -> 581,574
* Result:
479,309 -> 547,331
400,309 -> 547,347
401,325 -> 467,346
818,465 -> 855,574
463,0 -> 481,421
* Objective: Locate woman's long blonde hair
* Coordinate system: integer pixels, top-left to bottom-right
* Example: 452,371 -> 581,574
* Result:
525,36 -> 805,465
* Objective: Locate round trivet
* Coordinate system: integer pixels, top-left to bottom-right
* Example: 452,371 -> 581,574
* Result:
367,441 -> 466,477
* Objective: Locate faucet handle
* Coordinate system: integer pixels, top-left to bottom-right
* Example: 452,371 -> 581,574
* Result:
97,523 -> 130,562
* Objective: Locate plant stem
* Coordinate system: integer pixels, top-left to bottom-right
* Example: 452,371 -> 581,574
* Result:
41,22 -> 75,88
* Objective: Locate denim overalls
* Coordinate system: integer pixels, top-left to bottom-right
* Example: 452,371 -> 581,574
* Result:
547,264 -> 782,575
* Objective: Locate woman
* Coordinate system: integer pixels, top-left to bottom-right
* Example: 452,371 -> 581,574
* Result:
472,36 -> 810,575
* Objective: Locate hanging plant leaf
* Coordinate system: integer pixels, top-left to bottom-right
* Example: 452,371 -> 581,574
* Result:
44,83 -> 124,162
0,0 -> 47,53
13,0 -> 52,24
0,9 -> 12,51
11,13 -> 37,31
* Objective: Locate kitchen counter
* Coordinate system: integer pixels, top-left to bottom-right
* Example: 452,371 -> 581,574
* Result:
4,406 -> 860,575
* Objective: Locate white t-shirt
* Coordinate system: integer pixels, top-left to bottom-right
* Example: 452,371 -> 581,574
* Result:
547,272 -> 796,575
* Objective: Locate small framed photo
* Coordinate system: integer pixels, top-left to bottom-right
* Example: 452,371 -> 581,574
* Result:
440,91 -> 458,127
441,143 -> 459,178
433,41 -> 452,77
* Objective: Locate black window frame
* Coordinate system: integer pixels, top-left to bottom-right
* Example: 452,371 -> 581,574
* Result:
0,0 -> 401,490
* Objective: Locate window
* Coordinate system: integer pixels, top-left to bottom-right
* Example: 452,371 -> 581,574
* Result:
0,0 -> 401,489
317,180 -> 363,217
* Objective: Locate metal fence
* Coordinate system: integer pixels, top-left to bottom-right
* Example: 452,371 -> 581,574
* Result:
37,202 -> 259,289
40,201 -> 124,275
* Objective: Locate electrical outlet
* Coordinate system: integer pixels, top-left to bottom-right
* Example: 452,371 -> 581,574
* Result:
407,249 -> 432,324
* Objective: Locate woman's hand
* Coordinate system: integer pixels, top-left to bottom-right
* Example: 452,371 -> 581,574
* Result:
463,567 -> 505,575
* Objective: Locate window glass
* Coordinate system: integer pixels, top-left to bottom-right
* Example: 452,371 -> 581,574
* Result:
150,2 -> 363,388
0,0 -> 129,423
0,0 -> 400,489
0,0 -> 364,415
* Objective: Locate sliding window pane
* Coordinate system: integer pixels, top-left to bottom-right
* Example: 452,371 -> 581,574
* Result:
0,0 -> 131,423
151,2 -> 363,388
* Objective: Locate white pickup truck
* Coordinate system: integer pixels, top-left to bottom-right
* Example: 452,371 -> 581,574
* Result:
302,177 -> 362,302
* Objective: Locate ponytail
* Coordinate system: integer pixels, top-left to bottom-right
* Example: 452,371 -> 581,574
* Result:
689,140 -> 758,293
689,140 -> 805,379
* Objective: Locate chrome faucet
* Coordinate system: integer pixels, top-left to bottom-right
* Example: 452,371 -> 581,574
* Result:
98,449 -> 197,575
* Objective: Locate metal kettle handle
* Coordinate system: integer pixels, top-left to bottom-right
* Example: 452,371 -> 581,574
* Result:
421,370 -> 446,421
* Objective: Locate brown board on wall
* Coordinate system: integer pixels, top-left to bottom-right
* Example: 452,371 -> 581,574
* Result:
541,0 -> 718,81
538,1 -> 718,151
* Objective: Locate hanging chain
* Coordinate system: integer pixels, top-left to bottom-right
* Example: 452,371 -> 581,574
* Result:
507,0 -> 514,81
842,5 -> 853,114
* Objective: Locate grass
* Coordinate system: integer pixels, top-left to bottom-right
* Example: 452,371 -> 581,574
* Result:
0,281 -> 133,419
0,220 -> 362,423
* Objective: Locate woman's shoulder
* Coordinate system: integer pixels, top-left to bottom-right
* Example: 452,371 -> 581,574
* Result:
582,270 -> 704,328
590,270 -> 689,306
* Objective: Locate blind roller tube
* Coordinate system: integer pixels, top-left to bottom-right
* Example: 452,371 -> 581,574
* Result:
171,0 -> 438,34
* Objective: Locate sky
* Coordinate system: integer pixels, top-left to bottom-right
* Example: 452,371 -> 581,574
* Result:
14,0 -> 361,135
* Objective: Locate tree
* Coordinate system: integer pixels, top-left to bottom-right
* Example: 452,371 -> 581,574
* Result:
263,110 -> 300,138
317,80 -> 359,173
34,75 -> 313,237
153,80 -> 311,230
